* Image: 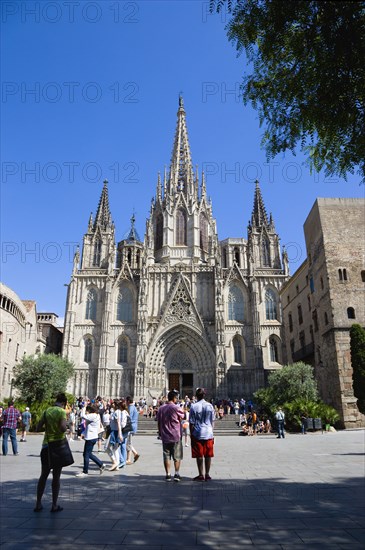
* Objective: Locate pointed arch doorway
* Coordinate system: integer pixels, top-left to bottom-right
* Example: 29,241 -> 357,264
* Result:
168,350 -> 194,398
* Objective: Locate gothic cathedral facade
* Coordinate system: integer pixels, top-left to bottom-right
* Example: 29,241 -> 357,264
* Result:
63,98 -> 290,400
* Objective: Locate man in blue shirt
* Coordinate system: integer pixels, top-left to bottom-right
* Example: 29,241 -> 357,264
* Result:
126,396 -> 140,464
189,388 -> 215,481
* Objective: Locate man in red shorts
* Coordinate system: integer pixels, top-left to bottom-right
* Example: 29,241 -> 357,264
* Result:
189,388 -> 215,481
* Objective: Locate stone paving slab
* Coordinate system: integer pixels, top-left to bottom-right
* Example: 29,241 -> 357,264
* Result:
0,430 -> 364,548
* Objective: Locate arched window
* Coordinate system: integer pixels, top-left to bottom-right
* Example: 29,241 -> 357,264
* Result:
155,213 -> 163,250
118,339 -> 128,363
265,289 -> 278,320
262,237 -> 270,266
269,338 -> 278,363
84,338 -> 93,362
85,288 -> 97,320
200,213 -> 208,251
127,248 -> 132,265
117,287 -> 133,322
233,336 -> 242,363
176,209 -> 186,245
93,239 -> 102,266
347,307 -> 356,319
228,284 -> 244,321
234,247 -> 240,266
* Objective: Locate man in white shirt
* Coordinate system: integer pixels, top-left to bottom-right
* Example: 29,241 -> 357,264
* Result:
189,388 -> 215,481
275,407 -> 285,439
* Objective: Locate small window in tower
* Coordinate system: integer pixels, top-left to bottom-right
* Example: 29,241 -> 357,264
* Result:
324,312 -> 329,325
85,289 -> 97,321
223,248 -> 227,268
347,307 -> 355,319
265,289 -> 278,320
288,313 -> 293,332
296,285 -> 299,295
298,304 -> 303,325
234,247 -> 240,266
84,338 -> 93,362
312,310 -> 318,332
290,339 -> 295,356
117,287 -> 133,322
92,239 -> 102,267
343,268 -> 347,281
299,331 -> 305,349
176,209 -> 187,245
155,213 -> 163,250
320,277 -> 324,290
127,248 -> 132,265
310,276 -> 315,293
200,213 -> 208,252
118,339 -> 128,363
269,338 -> 278,363
262,238 -> 270,266
307,295 -> 311,311
228,284 -> 244,321
361,270 -> 365,282
233,336 -> 242,363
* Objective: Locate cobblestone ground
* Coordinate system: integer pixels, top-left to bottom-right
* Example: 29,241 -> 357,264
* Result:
1,430 -> 364,549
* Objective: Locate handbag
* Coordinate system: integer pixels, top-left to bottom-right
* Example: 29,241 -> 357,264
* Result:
45,409 -> 74,469
122,414 -> 132,435
47,438 -> 74,469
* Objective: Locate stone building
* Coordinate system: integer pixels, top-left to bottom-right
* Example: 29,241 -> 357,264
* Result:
0,282 -> 38,399
62,97 -> 289,400
281,198 -> 365,427
37,313 -> 63,355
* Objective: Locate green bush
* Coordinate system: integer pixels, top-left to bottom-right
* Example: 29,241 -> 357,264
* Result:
254,362 -> 341,431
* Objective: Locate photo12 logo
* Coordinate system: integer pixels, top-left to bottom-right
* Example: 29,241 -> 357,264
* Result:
1,81 -> 139,104
2,161 -> 139,184
1,1 -> 140,24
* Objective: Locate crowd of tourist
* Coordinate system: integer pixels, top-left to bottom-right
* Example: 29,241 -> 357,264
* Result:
0,390 -> 285,513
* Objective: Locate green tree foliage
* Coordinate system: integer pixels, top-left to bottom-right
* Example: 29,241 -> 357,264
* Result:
254,362 -> 340,429
13,354 -> 74,404
210,1 -> 365,182
350,324 -> 365,413
261,362 -> 318,406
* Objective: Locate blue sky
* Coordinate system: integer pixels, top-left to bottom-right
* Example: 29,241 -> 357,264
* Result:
1,0 -> 364,323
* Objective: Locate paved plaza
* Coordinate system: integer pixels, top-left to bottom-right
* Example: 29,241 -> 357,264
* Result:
0,430 -> 364,549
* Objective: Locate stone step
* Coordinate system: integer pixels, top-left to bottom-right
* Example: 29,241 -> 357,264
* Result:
136,415 -> 242,436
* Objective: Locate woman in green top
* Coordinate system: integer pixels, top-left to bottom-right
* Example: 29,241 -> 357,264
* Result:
34,393 -> 68,513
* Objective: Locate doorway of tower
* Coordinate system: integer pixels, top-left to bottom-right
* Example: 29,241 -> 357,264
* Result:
168,373 -> 194,399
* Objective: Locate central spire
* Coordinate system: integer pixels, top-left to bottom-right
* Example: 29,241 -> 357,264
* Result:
251,180 -> 269,227
93,179 -> 112,231
169,95 -> 194,195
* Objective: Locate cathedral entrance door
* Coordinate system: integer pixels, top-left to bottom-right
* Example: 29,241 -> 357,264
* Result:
181,373 -> 193,399
168,373 -> 180,393
168,372 -> 194,399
